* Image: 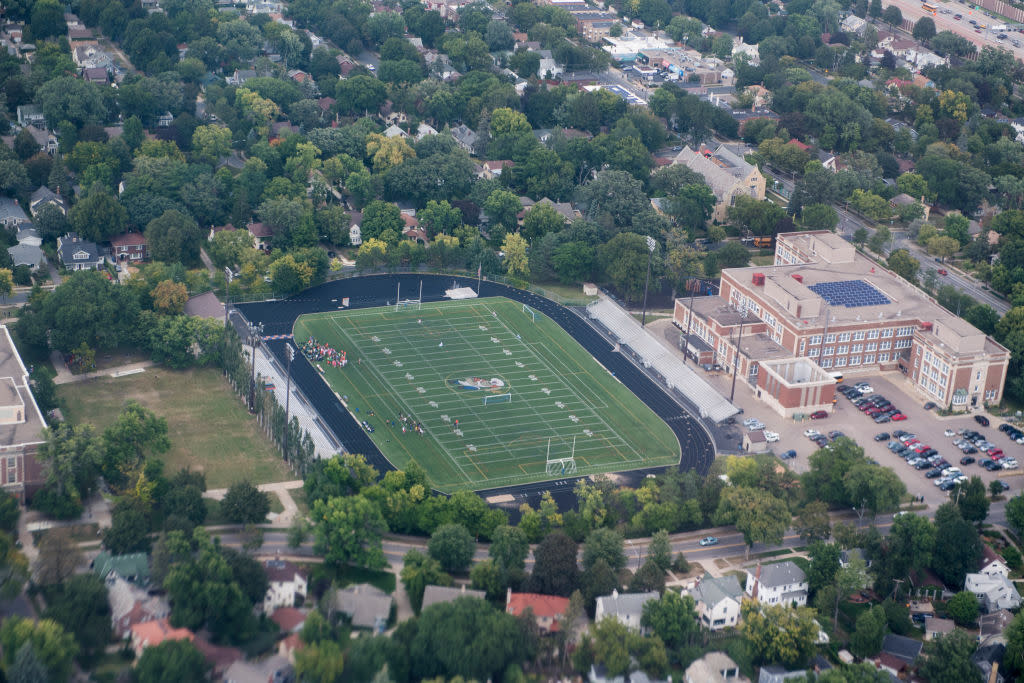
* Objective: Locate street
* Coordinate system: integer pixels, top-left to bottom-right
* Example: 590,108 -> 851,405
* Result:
885,0 -> 1024,60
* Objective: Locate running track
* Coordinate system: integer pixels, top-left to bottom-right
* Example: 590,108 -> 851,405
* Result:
236,274 -> 716,507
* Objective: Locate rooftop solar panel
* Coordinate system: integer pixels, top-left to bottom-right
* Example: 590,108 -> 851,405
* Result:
808,279 -> 891,308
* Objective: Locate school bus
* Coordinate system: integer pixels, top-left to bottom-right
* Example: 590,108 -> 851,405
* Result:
753,236 -> 774,248
922,2 -> 937,12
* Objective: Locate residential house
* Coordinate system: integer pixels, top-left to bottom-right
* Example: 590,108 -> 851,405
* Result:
757,665 -> 806,683
979,609 -> 1014,645
924,616 -> 956,641
270,121 -> 299,139
538,49 -> 562,78
21,126 -> 57,155
840,15 -> 868,36
223,654 -> 294,683
909,600 -> 935,622
589,666 -> 670,683
29,186 -> 66,216
106,572 -> 170,639
880,633 -> 922,668
980,546 -> 1011,578
383,123 -> 409,139
0,197 -> 28,227
745,561 -> 808,607
0,325 -> 48,502
420,584 -> 486,611
263,559 -> 307,612
839,548 -> 871,569
93,551 -> 151,585
450,124 -> 479,155
690,573 -> 744,631
533,197 -> 579,222
673,144 -> 765,223
109,232 -> 148,263
57,233 -> 104,271
972,644 -> 1006,683
684,652 -> 750,683
157,111 -> 174,127
7,242 -> 42,270
594,590 -> 659,632
83,67 -> 108,84
228,69 -> 258,85
732,38 -> 760,65
16,105 -> 45,128
248,222 -> 274,250
130,618 -> 194,655
966,572 -> 1022,612
333,583 -> 391,632
349,223 -> 362,247
478,160 -> 513,179
270,607 -> 308,634
193,638 -> 244,679
506,591 -> 570,633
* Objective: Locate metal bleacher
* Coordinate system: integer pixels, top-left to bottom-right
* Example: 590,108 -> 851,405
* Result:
587,298 -> 739,424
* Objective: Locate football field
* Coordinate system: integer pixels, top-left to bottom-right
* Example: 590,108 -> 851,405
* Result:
293,298 -> 679,491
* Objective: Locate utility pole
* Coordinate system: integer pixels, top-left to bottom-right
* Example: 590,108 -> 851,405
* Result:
247,321 -> 263,413
730,318 -> 746,403
684,279 -> 718,365
641,236 -> 657,327
283,343 -> 295,462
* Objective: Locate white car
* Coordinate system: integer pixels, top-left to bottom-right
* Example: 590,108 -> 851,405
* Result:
857,385 -> 875,394
944,429 -> 956,437
1003,459 -> 1019,470
743,417 -> 761,427
804,429 -> 821,438
747,422 -> 766,431
764,431 -> 780,443
942,467 -> 961,477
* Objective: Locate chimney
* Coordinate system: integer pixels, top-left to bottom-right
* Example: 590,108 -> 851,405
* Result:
612,589 -> 619,599
752,563 -> 762,600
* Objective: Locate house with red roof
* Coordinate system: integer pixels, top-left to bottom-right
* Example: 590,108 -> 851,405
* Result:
109,232 -> 148,263
130,618 -> 193,655
505,590 -> 570,633
247,221 -> 274,250
270,607 -> 308,633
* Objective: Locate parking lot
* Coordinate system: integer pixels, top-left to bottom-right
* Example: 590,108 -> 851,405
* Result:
719,372 -> 1024,508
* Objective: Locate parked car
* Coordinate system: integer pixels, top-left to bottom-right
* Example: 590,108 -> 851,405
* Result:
804,429 -> 821,439
779,449 -> 797,460
764,431 -> 780,443
944,429 -> 956,437
874,415 -> 892,424
975,415 -> 991,426
996,481 -> 1011,492
810,410 -> 828,419
899,433 -> 917,443
828,430 -> 845,440
875,432 -> 891,441
924,402 -> 937,410
891,413 -> 907,421
857,385 -> 875,394
699,536 -> 718,546
1003,459 -> 1019,470
743,417 -> 762,427
926,468 -> 944,478
960,456 -> 976,465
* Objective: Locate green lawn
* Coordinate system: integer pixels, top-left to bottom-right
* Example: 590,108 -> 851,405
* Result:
294,298 -> 679,492
58,368 -> 292,488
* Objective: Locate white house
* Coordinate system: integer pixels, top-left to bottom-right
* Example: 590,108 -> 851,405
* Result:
840,15 -> 868,36
594,590 -> 659,632
745,561 -> 808,607
691,573 -> 744,631
263,559 -> 307,612
979,546 -> 1010,578
349,223 -> 362,246
966,572 -> 1022,613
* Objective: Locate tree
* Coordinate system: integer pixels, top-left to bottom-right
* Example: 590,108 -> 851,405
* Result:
417,199 -> 462,239
577,170 -> 649,232
145,210 -> 202,265
361,200 -> 403,240
1006,611 -> 1024,675
134,639 -> 208,683
932,503 -> 982,588
920,630 -> 982,683
402,549 -> 452,613
868,225 -> 891,254
191,125 -> 232,165
68,191 -> 127,242
221,481 -> 270,525
0,532 -> 28,602
796,501 -> 831,542
801,203 -> 839,231
806,541 -> 842,594
887,249 -> 920,283
483,189 -> 521,231
881,5 -> 902,28
843,463 -> 906,517
598,232 -> 659,304
741,601 -> 820,668
946,590 -> 980,627
313,495 -> 388,569
101,401 -> 170,488
850,604 -> 887,658
728,195 -> 786,236
957,476 -> 990,523
490,525 -> 529,575
8,642 -> 48,683
715,487 -> 790,558
33,423 -> 103,518
103,499 -> 153,555
630,559 -> 666,592
42,573 -> 112,661
502,232 -> 530,279
529,531 -> 580,596
913,16 -> 936,42
885,513 -> 936,581
582,527 -> 626,573
427,523 -> 475,573
641,590 -> 700,649
269,254 -> 314,294
0,617 -> 77,683
521,204 -> 565,243
648,530 -> 672,572
295,640 -> 346,683
927,235 -> 960,262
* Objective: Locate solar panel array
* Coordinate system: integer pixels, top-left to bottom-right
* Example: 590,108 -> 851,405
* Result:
808,279 -> 891,308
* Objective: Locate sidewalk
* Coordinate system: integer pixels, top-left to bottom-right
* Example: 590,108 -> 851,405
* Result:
49,350 -> 155,385
203,480 -> 304,528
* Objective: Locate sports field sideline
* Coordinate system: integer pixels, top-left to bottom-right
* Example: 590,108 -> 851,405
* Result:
293,297 -> 679,491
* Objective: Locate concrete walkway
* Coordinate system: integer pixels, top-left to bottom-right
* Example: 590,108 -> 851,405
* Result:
203,480 -> 304,528
49,350 -> 155,385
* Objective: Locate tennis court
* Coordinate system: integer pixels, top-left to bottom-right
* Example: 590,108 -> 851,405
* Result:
293,297 -> 679,491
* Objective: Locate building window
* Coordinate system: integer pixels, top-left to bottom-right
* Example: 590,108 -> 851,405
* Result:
838,332 -> 851,342
867,330 -> 879,340
879,353 -> 890,362
896,326 -> 914,337
838,345 -> 848,354
952,392 -> 968,405
864,354 -> 875,364
895,339 -> 912,350
880,341 -> 891,351
853,331 -> 865,341
976,371 -> 982,380
986,389 -> 997,400
6,459 -> 14,484
825,333 -> 836,343
799,340 -> 806,354
823,346 -> 834,356
881,328 -> 894,338
809,348 -> 820,357
836,357 -> 847,367
852,344 -> 863,353
865,342 -> 876,352
849,356 -> 861,366
809,335 -> 822,345
821,358 -> 833,368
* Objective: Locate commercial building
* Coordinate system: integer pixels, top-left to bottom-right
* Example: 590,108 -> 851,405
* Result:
673,232 -> 1008,415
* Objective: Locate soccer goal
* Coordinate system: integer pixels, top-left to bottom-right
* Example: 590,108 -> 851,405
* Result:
483,392 -> 512,406
522,303 -> 536,322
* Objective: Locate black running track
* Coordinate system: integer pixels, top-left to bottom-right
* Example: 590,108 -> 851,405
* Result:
236,274 -> 716,508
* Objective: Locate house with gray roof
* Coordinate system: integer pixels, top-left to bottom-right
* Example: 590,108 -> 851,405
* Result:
421,584 -> 486,611
595,590 -> 659,632
0,197 -> 28,227
8,243 -> 43,270
16,105 -> 45,128
758,665 -> 806,683
30,186 -> 66,216
106,572 -> 170,639
881,633 -> 922,664
745,561 -> 808,607
691,573 -> 744,631
333,583 -> 391,632
450,124 -> 479,155
57,233 -> 104,271
673,144 -> 765,223
966,572 -> 1022,612
223,654 -> 293,683
684,651 -> 750,683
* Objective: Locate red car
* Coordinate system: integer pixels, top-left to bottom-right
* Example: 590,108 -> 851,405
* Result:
891,413 -> 907,421
905,438 -> 921,446
937,269 -> 947,276
989,448 -> 1004,458
810,410 -> 829,419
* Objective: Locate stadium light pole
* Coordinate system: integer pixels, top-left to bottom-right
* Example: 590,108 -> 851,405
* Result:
641,236 -> 657,328
730,318 -> 745,403
684,279 -> 718,365
283,343 -> 295,464
247,321 -> 263,413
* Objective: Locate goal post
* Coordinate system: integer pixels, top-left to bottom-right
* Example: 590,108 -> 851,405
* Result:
483,392 -> 512,406
522,303 -> 536,322
544,436 -> 578,476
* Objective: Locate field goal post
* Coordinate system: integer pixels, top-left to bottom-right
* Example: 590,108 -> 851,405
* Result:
545,437 -> 577,476
522,303 -> 536,322
483,392 -> 512,406
394,280 -> 423,311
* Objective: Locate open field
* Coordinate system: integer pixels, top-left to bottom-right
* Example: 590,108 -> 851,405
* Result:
294,297 -> 679,491
58,368 -> 292,488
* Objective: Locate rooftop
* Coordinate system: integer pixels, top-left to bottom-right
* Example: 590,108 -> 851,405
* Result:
596,590 -> 659,618
751,561 -> 806,588
692,573 -> 744,607
882,633 -> 923,663
264,558 -> 305,583
506,592 -> 570,628
421,584 -> 486,611
0,326 -> 47,450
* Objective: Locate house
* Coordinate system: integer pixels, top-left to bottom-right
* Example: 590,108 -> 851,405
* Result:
157,111 -> 174,128
450,124 -> 479,155
537,49 -> 562,78
745,561 -> 808,607
966,572 -> 1022,612
533,197 -> 578,222
979,609 -> 1014,645
420,584 -> 486,611
478,160 -> 513,179
130,618 -> 194,654
684,652 -> 750,683
349,223 -> 362,247
691,573 -> 744,631
0,325 -> 47,502
840,14 -> 867,36
223,654 -> 293,683
383,123 -> 409,139
22,125 -> 57,155
106,572 -> 170,639
416,122 -> 438,140
673,145 -> 765,223
506,591 -> 570,633
924,616 -> 955,641
742,430 -> 767,452
92,551 -> 151,585
333,583 -> 391,632
590,666 -> 670,683
109,232 -> 148,263
83,66 -> 108,84
594,590 -> 659,632
972,644 -> 1006,683
193,637 -> 243,679
881,633 -> 922,666
248,222 -> 274,250
263,559 -> 307,612
270,607 -> 307,634
757,665 -> 806,683
228,69 -> 258,85
57,233 -> 104,271
0,197 -> 28,227
839,548 -> 871,569
980,546 -> 1011,578
29,186 -> 66,216
7,243 -> 43,270
16,105 -> 45,128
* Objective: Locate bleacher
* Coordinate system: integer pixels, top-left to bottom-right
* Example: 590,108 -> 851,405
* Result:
587,298 -> 739,423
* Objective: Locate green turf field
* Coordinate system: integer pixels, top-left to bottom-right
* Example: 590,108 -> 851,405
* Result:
293,298 -> 680,491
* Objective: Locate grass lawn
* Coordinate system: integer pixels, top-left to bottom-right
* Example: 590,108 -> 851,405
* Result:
294,298 -> 679,491
58,368 -> 292,488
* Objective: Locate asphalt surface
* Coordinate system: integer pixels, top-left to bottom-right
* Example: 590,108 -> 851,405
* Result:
235,274 -> 716,510
887,0 -> 1024,59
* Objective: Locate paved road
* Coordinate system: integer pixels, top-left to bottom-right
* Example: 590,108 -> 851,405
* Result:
885,0 -> 1024,60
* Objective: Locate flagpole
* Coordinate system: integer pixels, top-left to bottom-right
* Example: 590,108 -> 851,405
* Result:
477,262 -> 482,294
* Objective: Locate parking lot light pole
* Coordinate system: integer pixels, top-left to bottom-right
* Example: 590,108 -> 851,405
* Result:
641,236 -> 657,327
283,343 -> 295,463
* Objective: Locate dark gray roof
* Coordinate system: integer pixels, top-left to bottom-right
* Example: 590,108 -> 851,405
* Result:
334,583 -> 391,630
882,633 -> 922,663
692,573 -> 744,607
756,561 -> 806,588
57,233 -> 100,265
8,243 -> 43,267
0,197 -> 27,223
30,185 -> 60,205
